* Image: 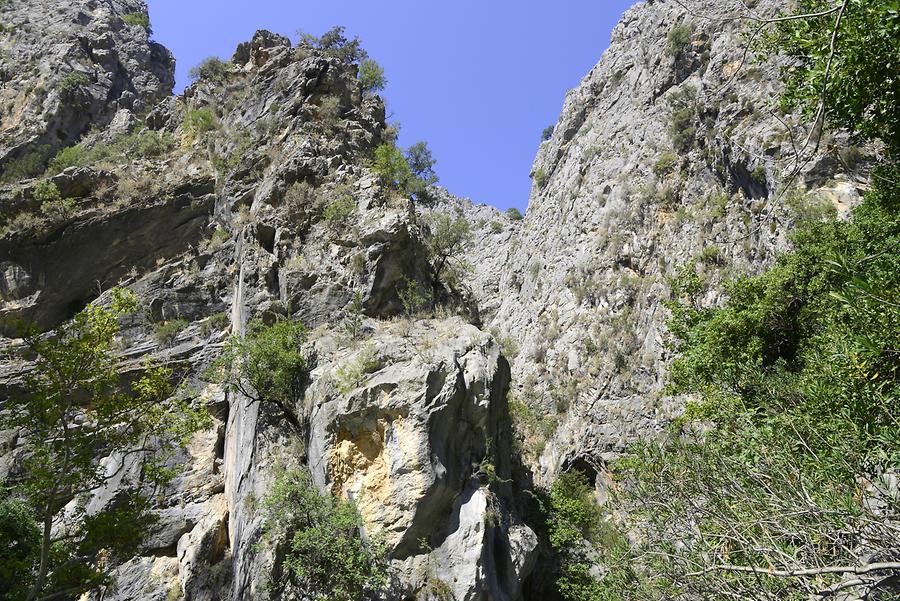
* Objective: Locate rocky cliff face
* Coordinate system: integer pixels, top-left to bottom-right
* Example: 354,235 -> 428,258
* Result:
0,0 -> 870,599
450,0 -> 867,486
1,9 -> 534,600
0,0 -> 174,173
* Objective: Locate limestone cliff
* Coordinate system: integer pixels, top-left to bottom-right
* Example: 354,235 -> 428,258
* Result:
0,0 -> 174,173
0,0 -> 872,600
1,10 -> 534,601
447,0 -> 868,486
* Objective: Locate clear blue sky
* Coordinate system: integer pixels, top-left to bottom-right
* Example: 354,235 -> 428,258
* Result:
146,0 -> 636,211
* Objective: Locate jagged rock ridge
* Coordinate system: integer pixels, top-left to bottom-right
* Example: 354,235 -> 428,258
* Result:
1,7 -> 535,600
0,0 -> 871,600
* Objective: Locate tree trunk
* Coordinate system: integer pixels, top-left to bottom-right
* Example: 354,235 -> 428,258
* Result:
27,509 -> 54,601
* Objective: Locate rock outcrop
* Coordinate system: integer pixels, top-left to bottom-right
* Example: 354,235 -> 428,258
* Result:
446,0 -> 869,486
0,0 -> 873,599
1,8 -> 535,600
0,0 -> 174,174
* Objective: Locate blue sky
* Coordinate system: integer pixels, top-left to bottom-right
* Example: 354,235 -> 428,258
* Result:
146,0 -> 636,211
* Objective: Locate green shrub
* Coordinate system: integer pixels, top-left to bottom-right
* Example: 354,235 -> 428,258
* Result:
540,470 -> 626,601
751,164 -> 767,186
316,94 -> 342,124
665,22 -> 694,56
32,179 -> 60,204
372,143 -> 412,190
322,185 -> 356,228
670,111 -> 696,152
260,465 -> 388,601
47,144 -> 88,174
425,212 -> 474,289
508,395 -> 558,459
129,129 -> 174,158
201,228 -> 230,253
47,129 -> 173,174
541,125 -> 555,141
698,244 -> 721,264
334,342 -> 381,395
506,207 -> 524,220
0,211 -> 42,236
200,312 -> 230,337
342,291 -> 365,340
405,141 -> 437,185
0,496 -> 41,601
122,12 -> 150,31
358,58 -> 386,93
189,57 -> 231,83
653,151 -> 678,176
58,72 -> 90,99
1,144 -> 50,182
210,318 -> 308,416
155,318 -> 188,346
668,86 -> 698,152
533,168 -> 548,188
492,328 -> 519,362
762,0 -> 900,153
599,165 -> 900,599
490,221 -> 503,234
40,198 -> 76,222
300,25 -> 368,64
397,277 -> 429,316
32,180 -> 77,226
183,108 -> 217,138
784,188 -> 836,223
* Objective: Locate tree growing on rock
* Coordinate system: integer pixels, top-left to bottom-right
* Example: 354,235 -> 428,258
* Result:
299,25 -> 368,65
425,212 -> 474,292
259,463 -> 388,601
372,142 -> 439,200
358,58 -> 386,94
1,289 -> 209,601
208,318 -> 309,426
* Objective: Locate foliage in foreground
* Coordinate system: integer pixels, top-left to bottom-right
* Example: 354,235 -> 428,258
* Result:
0,289 -> 209,601
763,0 -> 900,153
548,180 -> 900,601
599,168 -> 900,599
259,465 -> 389,601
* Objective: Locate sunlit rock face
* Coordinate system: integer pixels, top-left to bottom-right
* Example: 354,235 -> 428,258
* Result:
303,318 -> 535,600
435,0 -> 867,487
0,0 -> 871,599
0,0 -> 174,171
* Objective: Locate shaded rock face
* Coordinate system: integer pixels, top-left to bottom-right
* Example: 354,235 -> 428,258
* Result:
0,0 -> 174,173
439,0 -> 870,485
0,175 -> 215,336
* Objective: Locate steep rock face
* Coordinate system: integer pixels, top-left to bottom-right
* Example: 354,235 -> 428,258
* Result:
0,6 -> 536,599
0,0 -> 874,598
453,0 -> 869,483
0,173 -> 215,335
0,0 -> 174,173
226,318 -> 535,601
